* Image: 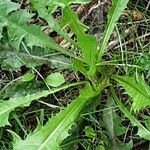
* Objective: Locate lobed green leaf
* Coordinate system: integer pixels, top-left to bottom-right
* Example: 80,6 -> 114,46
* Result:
113,75 -> 150,111
111,88 -> 150,140
0,82 -> 84,127
0,1 -> 80,60
61,7 -> 97,77
11,84 -> 97,150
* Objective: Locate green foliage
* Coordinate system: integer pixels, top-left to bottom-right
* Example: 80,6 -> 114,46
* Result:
21,72 -> 35,82
96,145 -> 105,150
140,54 -> 150,77
46,0 -> 91,13
84,126 -> 96,139
46,72 -> 65,87
98,0 -> 129,60
32,0 -> 97,77
61,6 -> 97,76
1,0 -> 149,149
0,82 -> 82,127
113,75 -> 150,111
103,98 -> 126,136
0,0 -> 20,39
11,84 -> 97,150
111,88 -> 150,141
102,97 -> 126,150
140,54 -> 150,70
0,1 -> 78,59
0,44 -> 72,70
31,0 -> 77,47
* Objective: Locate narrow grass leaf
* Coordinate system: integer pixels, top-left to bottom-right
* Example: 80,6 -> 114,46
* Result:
98,0 -> 129,60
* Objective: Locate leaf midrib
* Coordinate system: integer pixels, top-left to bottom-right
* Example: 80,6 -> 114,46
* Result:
101,0 -> 120,53
2,13 -> 82,61
115,76 -> 149,100
0,82 -> 85,125
115,96 -> 150,138
37,98 -> 86,150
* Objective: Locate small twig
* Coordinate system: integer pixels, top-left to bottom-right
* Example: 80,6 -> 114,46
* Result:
107,28 -> 131,50
108,32 -> 150,50
133,140 -> 147,148
118,18 -> 150,25
88,1 -> 105,15
146,0 -> 150,11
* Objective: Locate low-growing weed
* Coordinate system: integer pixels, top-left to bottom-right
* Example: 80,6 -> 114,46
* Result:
0,0 -> 150,149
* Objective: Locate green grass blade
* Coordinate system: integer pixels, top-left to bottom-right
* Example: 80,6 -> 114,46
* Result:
98,0 -> 129,61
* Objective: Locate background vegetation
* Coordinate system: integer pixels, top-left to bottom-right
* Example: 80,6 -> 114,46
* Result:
0,0 -> 150,149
